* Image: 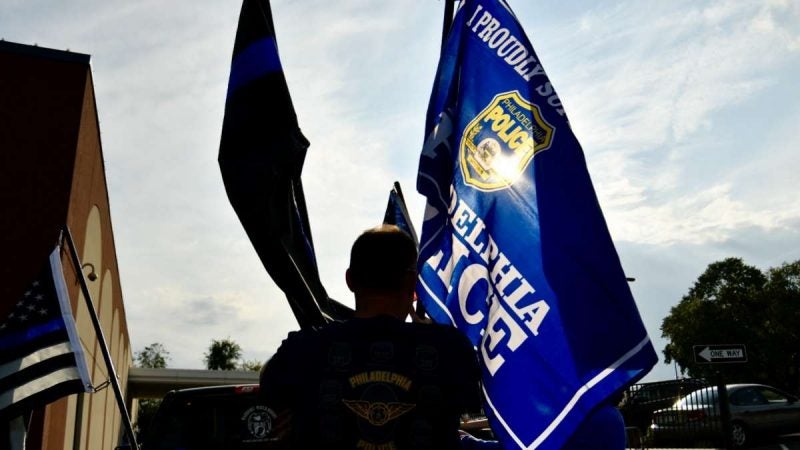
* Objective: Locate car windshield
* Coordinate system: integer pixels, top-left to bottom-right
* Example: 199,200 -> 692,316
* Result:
676,387 -> 718,407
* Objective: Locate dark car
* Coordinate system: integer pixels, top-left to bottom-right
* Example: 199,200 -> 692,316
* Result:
618,378 -> 709,433
649,383 -> 800,448
133,384 -> 494,449
139,384 -> 287,450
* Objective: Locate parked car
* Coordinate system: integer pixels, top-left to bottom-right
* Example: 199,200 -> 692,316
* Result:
649,383 -> 800,448
618,378 -> 709,432
138,384 -> 287,450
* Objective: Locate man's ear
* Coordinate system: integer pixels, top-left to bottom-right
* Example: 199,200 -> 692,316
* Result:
345,268 -> 355,292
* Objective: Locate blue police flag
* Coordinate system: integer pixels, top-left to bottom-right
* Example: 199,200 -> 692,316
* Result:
416,1 -> 658,448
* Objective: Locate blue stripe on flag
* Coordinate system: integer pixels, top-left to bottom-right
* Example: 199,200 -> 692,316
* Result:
227,36 -> 282,97
0,318 -> 66,353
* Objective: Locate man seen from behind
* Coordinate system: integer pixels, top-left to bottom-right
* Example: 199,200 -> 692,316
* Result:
260,224 -> 483,449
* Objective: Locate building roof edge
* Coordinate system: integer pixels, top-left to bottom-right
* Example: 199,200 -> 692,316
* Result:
0,39 -> 90,65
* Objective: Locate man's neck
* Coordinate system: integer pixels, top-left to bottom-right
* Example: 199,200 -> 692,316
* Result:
353,293 -> 408,320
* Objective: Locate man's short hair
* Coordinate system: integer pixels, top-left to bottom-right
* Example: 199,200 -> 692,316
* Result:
349,224 -> 418,291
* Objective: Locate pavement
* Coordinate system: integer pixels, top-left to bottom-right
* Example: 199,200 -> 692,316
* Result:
629,433 -> 800,450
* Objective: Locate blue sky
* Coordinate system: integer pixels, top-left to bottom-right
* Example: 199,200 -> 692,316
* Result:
3,0 -> 799,382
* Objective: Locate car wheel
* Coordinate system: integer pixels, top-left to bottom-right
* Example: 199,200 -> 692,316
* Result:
731,421 -> 748,448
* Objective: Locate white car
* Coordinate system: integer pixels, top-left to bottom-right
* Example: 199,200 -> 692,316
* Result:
649,383 -> 800,448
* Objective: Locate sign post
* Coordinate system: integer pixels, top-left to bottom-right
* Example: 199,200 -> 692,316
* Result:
693,344 -> 747,364
693,344 -> 747,448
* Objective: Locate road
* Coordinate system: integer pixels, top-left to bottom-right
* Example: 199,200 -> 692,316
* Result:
637,434 -> 800,450
752,434 -> 800,450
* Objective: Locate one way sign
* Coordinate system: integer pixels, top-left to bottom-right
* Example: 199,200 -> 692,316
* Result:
693,344 -> 748,364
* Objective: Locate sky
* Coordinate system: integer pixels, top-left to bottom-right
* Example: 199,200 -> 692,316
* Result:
2,0 -> 799,383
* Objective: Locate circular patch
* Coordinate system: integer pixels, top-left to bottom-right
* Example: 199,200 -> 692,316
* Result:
240,405 -> 276,442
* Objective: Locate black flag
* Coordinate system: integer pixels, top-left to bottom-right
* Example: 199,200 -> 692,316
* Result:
382,181 -> 419,247
219,0 -> 352,328
382,181 -> 425,319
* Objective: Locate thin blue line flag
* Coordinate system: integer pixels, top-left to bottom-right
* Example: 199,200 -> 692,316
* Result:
0,246 -> 91,421
416,1 -> 658,448
219,0 -> 353,328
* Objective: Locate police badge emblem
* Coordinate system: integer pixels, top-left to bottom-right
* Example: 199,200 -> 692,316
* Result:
460,91 -> 554,191
241,405 -> 276,442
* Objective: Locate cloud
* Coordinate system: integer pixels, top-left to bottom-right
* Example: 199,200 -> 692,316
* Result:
561,1 -> 797,149
608,183 -> 793,246
516,0 -> 800,249
125,277 -> 297,369
4,0 -> 798,375
619,221 -> 800,381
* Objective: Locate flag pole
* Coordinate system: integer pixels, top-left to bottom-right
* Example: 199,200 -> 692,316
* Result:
388,181 -> 428,319
441,0 -> 456,50
416,0 -> 454,320
279,238 -> 327,328
62,226 -> 139,450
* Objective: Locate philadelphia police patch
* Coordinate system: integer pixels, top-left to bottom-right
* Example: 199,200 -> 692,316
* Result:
460,91 -> 554,191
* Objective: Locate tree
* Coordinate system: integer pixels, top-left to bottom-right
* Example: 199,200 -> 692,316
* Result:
240,359 -> 264,372
762,261 -> 800,392
661,258 -> 800,393
204,338 -> 242,370
135,342 -> 170,369
133,342 -> 170,441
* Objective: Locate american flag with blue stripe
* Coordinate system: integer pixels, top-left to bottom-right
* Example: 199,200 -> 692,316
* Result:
0,246 -> 91,421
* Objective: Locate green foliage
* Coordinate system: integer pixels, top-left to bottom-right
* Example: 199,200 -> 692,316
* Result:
204,338 -> 243,370
661,258 -> 800,393
135,398 -> 161,442
134,342 -> 170,369
239,359 -> 264,372
133,342 -> 170,441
